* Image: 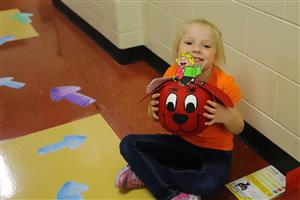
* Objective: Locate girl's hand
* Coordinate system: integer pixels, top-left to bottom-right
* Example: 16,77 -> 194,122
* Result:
148,93 -> 160,121
203,100 -> 229,126
203,100 -> 244,134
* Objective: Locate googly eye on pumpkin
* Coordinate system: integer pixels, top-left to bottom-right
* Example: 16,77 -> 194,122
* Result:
184,94 -> 197,113
166,93 -> 177,112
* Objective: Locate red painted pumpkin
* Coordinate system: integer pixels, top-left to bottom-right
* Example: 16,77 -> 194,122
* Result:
157,80 -> 233,135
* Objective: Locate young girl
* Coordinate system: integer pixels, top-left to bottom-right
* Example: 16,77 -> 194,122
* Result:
115,19 -> 244,200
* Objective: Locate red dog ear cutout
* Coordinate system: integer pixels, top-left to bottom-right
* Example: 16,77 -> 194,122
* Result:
146,77 -> 173,94
200,83 -> 233,108
138,77 -> 173,103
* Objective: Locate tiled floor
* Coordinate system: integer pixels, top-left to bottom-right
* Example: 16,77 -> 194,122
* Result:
1,0 -> 298,199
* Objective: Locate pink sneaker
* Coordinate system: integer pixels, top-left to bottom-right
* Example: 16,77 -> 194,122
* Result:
171,192 -> 200,200
115,166 -> 144,190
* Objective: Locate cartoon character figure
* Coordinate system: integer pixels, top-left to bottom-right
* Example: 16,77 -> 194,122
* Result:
237,182 -> 250,191
145,78 -> 233,135
175,52 -> 202,85
175,52 -> 195,78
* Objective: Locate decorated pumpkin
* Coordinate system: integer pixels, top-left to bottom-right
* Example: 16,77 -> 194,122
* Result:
158,80 -> 209,135
146,78 -> 233,135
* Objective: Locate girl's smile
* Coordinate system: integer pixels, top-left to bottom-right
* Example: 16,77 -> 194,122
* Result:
178,23 -> 217,71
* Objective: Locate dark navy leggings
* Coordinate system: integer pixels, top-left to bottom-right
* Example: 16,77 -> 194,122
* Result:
119,134 -> 232,200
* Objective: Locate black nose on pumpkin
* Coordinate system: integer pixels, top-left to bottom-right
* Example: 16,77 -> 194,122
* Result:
173,114 -> 188,125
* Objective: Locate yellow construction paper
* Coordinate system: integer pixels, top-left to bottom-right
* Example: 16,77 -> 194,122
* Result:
0,114 -> 153,199
0,9 -> 38,41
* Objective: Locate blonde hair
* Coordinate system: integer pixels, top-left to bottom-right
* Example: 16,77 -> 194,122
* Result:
173,19 -> 226,66
175,51 -> 195,66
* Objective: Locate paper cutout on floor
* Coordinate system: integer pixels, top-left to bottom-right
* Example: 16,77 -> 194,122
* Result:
0,36 -> 15,45
56,181 -> 89,200
0,9 -> 38,42
12,12 -> 33,24
0,77 -> 25,89
0,114 -> 153,199
38,135 -> 87,155
226,165 -> 285,200
50,86 -> 96,107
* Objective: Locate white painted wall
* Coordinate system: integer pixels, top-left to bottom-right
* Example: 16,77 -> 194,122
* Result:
62,0 -> 144,49
62,0 -> 300,161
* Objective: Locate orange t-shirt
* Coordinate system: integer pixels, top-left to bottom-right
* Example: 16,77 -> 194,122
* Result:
163,64 -> 241,151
